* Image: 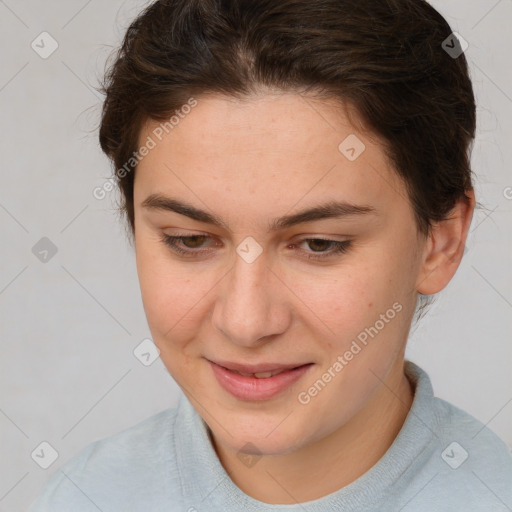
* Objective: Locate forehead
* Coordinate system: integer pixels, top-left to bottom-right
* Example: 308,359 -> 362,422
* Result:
134,93 -> 411,230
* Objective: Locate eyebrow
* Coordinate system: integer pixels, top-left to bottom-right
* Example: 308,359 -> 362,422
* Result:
141,194 -> 377,231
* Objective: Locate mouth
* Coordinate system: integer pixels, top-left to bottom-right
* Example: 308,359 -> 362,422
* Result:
234,369 -> 289,378
207,359 -> 314,401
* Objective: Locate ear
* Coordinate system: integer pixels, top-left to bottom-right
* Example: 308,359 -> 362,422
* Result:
416,189 -> 475,295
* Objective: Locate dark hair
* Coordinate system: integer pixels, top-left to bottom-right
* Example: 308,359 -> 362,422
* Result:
98,0 -> 476,239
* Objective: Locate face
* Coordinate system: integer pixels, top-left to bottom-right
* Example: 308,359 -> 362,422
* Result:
133,92 -> 426,456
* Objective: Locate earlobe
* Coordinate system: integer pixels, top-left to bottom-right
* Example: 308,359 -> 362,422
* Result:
416,189 -> 475,295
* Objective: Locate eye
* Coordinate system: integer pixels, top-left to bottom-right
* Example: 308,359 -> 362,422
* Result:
161,233 -> 215,257
160,233 -> 351,261
292,238 -> 351,261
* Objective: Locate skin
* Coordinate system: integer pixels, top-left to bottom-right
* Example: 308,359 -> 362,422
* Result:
132,91 -> 474,504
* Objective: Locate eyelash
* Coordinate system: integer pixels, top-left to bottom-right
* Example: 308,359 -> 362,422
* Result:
160,233 -> 351,261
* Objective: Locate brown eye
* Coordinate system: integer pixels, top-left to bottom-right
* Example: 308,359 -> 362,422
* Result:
293,238 -> 352,261
181,236 -> 208,248
161,233 -> 215,257
306,239 -> 334,252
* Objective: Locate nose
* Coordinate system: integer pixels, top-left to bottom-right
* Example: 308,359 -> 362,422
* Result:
211,248 -> 290,348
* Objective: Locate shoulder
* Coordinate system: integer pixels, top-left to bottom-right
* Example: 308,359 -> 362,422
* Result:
417,395 -> 512,510
396,362 -> 512,511
28,407 -> 184,512
434,397 -> 512,464
432,394 -> 512,472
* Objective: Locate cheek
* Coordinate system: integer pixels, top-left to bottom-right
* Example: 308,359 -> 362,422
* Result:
291,261 -> 403,340
290,251 -> 416,397
136,238 -> 195,339
291,264 -> 411,433
135,227 -> 418,354
135,234 -> 224,365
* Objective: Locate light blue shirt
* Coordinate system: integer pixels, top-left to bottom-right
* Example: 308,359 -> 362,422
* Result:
28,362 -> 512,511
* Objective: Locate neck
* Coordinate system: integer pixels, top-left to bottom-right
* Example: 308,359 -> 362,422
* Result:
211,360 -> 414,504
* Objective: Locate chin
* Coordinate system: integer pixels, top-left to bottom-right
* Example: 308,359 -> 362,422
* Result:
206,403 -> 314,456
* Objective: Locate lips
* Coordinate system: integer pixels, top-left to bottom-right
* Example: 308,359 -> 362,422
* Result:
208,359 -> 313,401
237,369 -> 284,378
212,360 -> 305,376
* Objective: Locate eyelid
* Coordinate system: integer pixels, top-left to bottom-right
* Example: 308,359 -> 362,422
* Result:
160,231 -> 352,261
161,229 -> 349,242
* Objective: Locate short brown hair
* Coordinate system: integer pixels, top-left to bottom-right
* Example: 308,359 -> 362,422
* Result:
98,0 -> 476,237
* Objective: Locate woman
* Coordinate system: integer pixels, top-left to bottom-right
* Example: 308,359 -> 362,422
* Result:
29,0 -> 512,510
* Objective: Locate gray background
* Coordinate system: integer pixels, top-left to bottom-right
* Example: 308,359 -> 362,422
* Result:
0,0 -> 511,510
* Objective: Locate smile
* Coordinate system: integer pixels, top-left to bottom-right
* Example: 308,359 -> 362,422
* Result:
208,360 -> 314,401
